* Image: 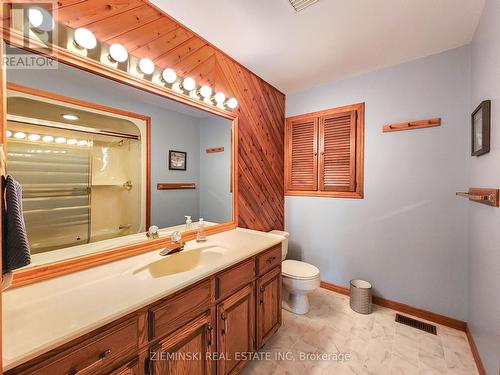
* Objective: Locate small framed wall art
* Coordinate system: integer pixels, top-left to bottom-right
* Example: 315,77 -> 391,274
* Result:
471,100 -> 491,156
168,150 -> 187,170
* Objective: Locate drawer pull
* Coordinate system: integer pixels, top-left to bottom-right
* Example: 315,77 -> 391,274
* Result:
266,256 -> 277,265
220,311 -> 227,335
67,349 -> 111,375
206,323 -> 213,347
259,286 -> 265,304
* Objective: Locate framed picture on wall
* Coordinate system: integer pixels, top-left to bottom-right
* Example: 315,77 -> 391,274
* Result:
471,100 -> 491,156
169,150 -> 187,170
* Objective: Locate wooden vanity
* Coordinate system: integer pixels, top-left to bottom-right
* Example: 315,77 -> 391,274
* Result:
6,244 -> 283,375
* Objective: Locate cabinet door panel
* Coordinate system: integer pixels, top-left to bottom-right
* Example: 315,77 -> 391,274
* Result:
256,267 -> 282,348
217,284 -> 254,375
151,312 -> 213,375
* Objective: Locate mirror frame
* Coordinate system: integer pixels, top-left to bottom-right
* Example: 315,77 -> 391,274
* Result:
2,28 -> 239,288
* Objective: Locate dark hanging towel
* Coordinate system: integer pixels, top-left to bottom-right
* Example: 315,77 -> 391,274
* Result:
2,175 -> 31,273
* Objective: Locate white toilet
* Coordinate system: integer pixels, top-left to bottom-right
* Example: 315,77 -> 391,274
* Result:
270,230 -> 320,315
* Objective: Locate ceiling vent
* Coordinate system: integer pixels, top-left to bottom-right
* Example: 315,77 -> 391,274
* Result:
288,0 -> 319,12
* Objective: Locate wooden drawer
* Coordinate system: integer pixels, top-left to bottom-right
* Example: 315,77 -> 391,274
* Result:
15,317 -> 138,375
256,245 -> 281,276
110,358 -> 140,375
215,259 -> 255,300
148,279 -> 211,340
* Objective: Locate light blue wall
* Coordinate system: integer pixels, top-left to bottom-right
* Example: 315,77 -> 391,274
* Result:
6,58 -> 201,228
199,117 -> 232,224
286,46 -> 471,320
470,0 -> 500,372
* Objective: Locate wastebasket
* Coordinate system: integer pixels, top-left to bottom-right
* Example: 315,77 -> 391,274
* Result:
349,279 -> 372,314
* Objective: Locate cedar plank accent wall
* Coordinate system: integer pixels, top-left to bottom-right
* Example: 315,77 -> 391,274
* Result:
49,0 -> 285,231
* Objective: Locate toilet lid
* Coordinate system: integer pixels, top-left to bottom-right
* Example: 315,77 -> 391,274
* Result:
282,260 -> 320,280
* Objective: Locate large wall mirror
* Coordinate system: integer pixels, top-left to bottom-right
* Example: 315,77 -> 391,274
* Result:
3,45 -> 236,277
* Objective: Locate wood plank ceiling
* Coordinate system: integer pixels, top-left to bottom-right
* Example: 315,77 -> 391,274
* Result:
51,0 -> 285,231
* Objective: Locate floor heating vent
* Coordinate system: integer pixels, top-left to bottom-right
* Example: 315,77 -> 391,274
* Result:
288,0 -> 319,12
395,314 -> 437,335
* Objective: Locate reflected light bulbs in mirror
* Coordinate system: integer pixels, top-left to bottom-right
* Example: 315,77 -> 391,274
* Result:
199,85 -> 212,98
62,114 -> 79,121
14,132 -> 26,139
162,68 -> 177,84
78,140 -> 88,146
6,130 -> 12,138
109,43 -> 128,63
214,92 -> 226,104
182,77 -> 196,92
28,134 -> 41,141
68,139 -> 78,145
42,135 -> 54,143
138,58 -> 155,75
28,7 -> 55,32
227,97 -> 238,109
55,137 -> 67,144
74,28 -> 97,50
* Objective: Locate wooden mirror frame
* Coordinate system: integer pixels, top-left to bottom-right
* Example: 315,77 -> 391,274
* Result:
1,28 -> 239,289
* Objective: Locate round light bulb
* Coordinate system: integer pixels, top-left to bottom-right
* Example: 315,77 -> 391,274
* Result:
14,132 -> 26,139
6,130 -> 12,138
214,92 -> 226,104
28,134 -> 41,141
161,68 -> 177,84
138,58 -> 155,75
62,114 -> 79,121
226,97 -> 238,109
199,85 -> 212,98
55,137 -> 67,144
74,28 -> 97,50
109,43 -> 128,63
78,140 -> 88,146
182,77 -> 196,92
28,7 -> 55,32
42,135 -> 54,143
67,139 -> 78,145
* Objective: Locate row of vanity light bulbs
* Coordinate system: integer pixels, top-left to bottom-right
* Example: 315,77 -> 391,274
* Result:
6,130 -> 91,147
27,7 -> 238,110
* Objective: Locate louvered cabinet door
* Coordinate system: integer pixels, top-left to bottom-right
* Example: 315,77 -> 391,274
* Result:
285,116 -> 318,191
319,111 -> 357,192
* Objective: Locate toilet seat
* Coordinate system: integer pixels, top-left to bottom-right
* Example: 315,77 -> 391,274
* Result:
282,260 -> 319,280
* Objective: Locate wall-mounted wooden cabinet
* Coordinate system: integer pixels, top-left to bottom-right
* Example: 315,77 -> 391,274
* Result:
6,245 -> 282,375
285,103 -> 365,199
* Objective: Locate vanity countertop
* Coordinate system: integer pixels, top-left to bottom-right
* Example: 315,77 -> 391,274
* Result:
2,228 -> 285,371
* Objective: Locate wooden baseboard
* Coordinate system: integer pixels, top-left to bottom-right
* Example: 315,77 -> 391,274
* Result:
465,325 -> 487,375
320,281 -> 466,331
320,281 -> 486,374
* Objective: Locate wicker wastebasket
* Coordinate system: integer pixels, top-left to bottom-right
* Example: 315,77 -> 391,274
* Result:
349,279 -> 372,314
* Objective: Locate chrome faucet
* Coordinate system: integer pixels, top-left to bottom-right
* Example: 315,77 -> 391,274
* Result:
147,225 -> 159,239
159,231 -> 185,256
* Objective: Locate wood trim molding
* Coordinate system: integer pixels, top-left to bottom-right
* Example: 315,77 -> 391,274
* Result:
320,281 -> 486,375
320,281 -> 466,331
465,325 -> 487,375
157,183 -> 196,190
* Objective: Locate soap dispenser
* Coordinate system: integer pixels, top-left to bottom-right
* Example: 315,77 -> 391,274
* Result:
185,216 -> 192,231
196,218 -> 207,242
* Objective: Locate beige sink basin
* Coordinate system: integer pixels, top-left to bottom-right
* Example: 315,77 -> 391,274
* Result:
132,246 -> 227,279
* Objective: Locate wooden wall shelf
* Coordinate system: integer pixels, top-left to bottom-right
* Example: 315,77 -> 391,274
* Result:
157,183 -> 196,190
206,147 -> 224,153
456,188 -> 499,207
383,118 -> 441,133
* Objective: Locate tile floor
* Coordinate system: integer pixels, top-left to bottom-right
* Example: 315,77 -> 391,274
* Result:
242,288 -> 479,375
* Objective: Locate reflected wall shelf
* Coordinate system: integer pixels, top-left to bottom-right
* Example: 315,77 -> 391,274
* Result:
157,183 -> 196,190
455,188 -> 499,207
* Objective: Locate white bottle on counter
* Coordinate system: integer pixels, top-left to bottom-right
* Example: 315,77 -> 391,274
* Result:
196,218 -> 207,242
185,215 -> 192,231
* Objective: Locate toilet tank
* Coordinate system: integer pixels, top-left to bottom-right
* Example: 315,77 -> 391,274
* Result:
269,230 -> 289,260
